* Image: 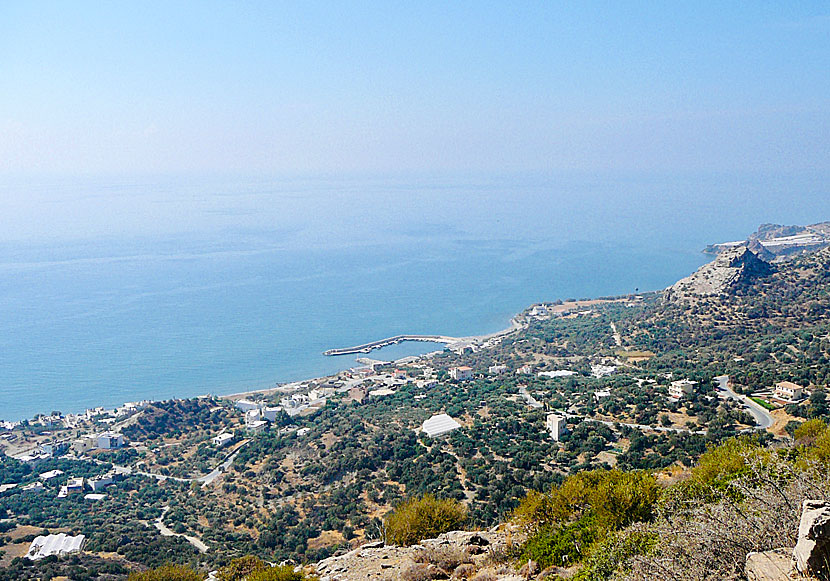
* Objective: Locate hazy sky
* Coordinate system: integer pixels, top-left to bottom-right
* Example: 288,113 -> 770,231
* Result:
1,2 -> 829,174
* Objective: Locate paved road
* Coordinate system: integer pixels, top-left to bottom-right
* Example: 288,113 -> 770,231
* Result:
715,374 -> 774,430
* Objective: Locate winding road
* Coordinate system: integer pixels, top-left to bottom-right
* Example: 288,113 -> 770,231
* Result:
714,374 -> 774,430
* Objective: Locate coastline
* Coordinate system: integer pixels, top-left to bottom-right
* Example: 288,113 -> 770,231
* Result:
4,316 -> 526,425
220,317 -> 524,402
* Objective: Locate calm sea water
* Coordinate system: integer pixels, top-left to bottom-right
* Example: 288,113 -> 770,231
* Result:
0,171 -> 828,421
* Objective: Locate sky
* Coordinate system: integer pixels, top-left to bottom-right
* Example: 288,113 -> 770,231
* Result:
0,2 -> 829,175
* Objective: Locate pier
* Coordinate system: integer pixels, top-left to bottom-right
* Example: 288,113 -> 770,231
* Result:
323,334 -> 460,356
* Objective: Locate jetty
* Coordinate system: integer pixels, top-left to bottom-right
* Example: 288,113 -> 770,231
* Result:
323,335 -> 460,356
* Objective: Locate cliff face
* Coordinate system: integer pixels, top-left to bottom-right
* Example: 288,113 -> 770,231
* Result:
665,246 -> 773,302
704,222 -> 830,258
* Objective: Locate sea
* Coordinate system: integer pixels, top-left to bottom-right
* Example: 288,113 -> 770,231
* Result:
1,171 -> 828,421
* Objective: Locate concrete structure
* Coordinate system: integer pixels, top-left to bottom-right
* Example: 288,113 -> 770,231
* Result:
26,533 -> 85,560
212,433 -> 234,448
246,420 -> 268,435
261,407 -> 283,422
296,427 -> 311,437
775,381 -> 805,402
488,364 -> 508,375
594,390 -> 612,401
39,469 -> 64,481
89,474 -> 113,491
669,379 -> 698,399
235,399 -> 261,412
66,477 -> 85,494
84,493 -> 106,501
517,365 -> 534,375
546,413 -> 567,441
22,481 -> 45,493
96,432 -> 124,449
449,366 -> 473,381
422,414 -> 462,437
72,436 -> 97,455
369,388 -> 395,397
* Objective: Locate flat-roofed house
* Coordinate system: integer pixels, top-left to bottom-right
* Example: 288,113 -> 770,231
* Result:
546,413 -> 567,441
449,366 -> 473,381
669,379 -> 698,399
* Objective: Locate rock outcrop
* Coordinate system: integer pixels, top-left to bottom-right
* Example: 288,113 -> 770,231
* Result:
794,499 -> 830,579
666,246 -> 772,302
314,529 -> 525,581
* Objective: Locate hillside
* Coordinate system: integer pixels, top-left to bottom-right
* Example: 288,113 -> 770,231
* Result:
2,230 -> 830,579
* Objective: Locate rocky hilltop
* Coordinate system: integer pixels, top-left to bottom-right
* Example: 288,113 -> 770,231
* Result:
704,221 -> 830,258
665,245 -> 773,302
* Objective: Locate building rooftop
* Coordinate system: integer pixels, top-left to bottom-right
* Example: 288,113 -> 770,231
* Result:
26,533 -> 85,560
422,413 -> 462,437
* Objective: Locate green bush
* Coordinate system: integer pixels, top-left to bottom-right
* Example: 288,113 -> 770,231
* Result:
514,469 -> 660,568
384,494 -> 468,546
245,565 -> 312,581
216,555 -> 267,581
128,564 -> 206,581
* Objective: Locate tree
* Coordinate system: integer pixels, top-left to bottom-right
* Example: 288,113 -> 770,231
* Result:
128,564 -> 205,581
384,494 -> 468,546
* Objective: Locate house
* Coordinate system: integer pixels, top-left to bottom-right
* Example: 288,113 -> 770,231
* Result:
393,369 -> 407,380
246,420 -> 268,435
212,433 -> 234,448
546,413 -> 567,441
235,399 -> 261,412
594,390 -> 612,401
517,365 -> 534,375
488,364 -> 508,375
26,533 -> 85,560
775,381 -> 805,402
22,481 -> 45,493
39,470 -> 64,482
422,414 -> 462,437
296,427 -> 311,437
417,378 -> 438,389
89,474 -> 113,491
669,379 -> 698,399
347,386 -> 368,404
65,478 -> 85,494
591,364 -> 617,378
449,366 -> 473,381
261,407 -> 283,422
96,432 -> 124,450
72,436 -> 97,455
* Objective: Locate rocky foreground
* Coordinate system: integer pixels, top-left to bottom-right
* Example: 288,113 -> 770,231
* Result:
314,528 -> 560,581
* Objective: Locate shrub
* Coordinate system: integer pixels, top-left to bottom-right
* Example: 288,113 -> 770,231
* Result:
216,555 -> 267,581
384,494 -> 468,546
128,564 -> 206,581
245,565 -> 311,581
514,469 -> 660,569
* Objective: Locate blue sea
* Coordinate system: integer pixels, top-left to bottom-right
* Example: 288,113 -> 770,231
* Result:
1,171 -> 828,421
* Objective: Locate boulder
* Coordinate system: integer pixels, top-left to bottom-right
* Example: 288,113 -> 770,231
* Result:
793,499 -> 830,579
745,549 -> 792,580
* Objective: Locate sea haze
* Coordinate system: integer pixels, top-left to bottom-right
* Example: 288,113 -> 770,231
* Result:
0,171 -> 828,421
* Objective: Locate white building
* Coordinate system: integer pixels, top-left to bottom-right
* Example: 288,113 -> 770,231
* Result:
39,469 -> 64,482
775,381 -> 805,402
422,414 -> 462,438
591,364 -> 617,378
235,399 -> 261,412
449,366 -> 473,381
246,420 -> 268,435
517,365 -> 534,375
66,477 -> 85,494
212,433 -> 235,448
546,413 -> 567,441
669,379 -> 698,399
594,390 -> 612,401
26,533 -> 85,560
488,364 -> 508,375
89,474 -> 113,491
261,407 -> 283,422
96,432 -> 124,449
